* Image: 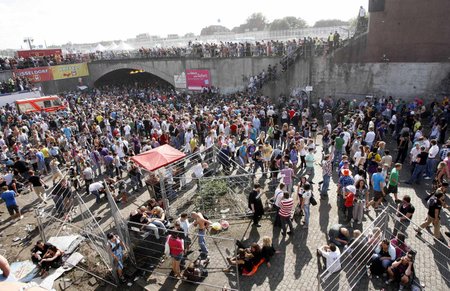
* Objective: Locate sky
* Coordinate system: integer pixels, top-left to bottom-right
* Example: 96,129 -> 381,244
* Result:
0,0 -> 367,49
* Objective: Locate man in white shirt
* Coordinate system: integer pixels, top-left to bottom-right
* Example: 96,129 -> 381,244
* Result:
89,182 -> 105,204
272,183 -> 285,227
342,128 -> 351,149
425,139 -> 439,179
365,128 -> 376,148
317,243 -> 341,274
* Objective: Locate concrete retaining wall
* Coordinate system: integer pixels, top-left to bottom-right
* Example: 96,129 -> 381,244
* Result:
262,57 -> 450,100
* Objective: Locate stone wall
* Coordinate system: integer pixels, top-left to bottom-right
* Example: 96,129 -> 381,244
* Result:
262,56 -> 450,101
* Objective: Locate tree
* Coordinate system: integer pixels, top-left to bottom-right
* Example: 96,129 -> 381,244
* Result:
313,19 -> 349,28
200,25 -> 230,36
232,12 -> 268,33
269,16 -> 308,31
246,12 -> 268,31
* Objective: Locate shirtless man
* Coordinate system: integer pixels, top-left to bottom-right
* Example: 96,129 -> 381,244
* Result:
191,212 -> 211,259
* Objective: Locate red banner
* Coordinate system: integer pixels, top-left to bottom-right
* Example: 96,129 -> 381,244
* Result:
186,69 -> 211,90
17,49 -> 62,58
14,67 -> 54,82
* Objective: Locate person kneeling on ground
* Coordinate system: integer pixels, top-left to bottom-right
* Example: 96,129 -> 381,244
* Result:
328,224 -> 350,247
317,243 -> 341,274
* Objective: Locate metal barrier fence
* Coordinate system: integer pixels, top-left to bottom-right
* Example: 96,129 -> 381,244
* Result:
35,177 -> 118,286
318,205 -> 450,290
146,146 -> 252,219
105,193 -> 241,290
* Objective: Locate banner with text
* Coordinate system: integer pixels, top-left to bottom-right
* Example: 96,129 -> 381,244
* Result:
186,69 -> 211,91
14,67 -> 54,82
17,49 -> 62,58
51,63 -> 89,80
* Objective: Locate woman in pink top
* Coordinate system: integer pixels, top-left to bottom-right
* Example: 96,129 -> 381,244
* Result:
165,231 -> 184,278
281,163 -> 295,193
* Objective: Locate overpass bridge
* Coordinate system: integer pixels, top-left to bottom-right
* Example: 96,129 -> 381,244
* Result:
86,56 -> 281,93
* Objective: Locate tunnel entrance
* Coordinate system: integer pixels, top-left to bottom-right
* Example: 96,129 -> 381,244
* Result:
94,68 -> 174,90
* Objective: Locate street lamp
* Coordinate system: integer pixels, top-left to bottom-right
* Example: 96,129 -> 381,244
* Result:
23,37 -> 34,50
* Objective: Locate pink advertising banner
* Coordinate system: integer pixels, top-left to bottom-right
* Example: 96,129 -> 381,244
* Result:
185,69 -> 211,91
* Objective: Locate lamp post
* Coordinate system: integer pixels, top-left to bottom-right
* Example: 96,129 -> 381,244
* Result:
23,37 -> 34,50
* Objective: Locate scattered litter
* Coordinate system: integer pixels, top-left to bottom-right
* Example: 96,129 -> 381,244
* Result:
88,277 -> 97,286
127,282 -> 133,286
13,237 -> 21,242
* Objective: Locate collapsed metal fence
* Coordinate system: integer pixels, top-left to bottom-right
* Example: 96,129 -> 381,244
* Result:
35,177 -> 118,286
318,205 -> 450,291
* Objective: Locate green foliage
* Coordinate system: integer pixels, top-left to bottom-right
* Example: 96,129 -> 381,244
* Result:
269,17 -> 308,31
200,25 -> 231,36
232,12 -> 268,33
196,179 -> 228,212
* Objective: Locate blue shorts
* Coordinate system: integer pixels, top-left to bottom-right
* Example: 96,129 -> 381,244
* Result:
171,253 -> 183,261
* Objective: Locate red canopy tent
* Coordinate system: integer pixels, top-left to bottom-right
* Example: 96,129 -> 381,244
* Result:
131,144 -> 186,172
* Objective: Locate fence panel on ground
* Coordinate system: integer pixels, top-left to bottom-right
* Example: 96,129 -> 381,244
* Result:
35,178 -> 118,286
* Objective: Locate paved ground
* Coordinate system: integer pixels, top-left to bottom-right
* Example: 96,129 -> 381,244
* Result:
133,140 -> 450,290
1,137 -> 449,291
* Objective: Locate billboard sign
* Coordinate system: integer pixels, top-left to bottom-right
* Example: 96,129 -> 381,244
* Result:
185,69 -> 211,91
14,67 -> 54,82
17,49 -> 62,58
51,63 -> 89,80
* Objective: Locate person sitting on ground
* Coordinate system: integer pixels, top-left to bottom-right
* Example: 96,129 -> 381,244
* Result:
38,245 -> 64,278
222,248 -> 247,273
31,240 -> 53,264
317,243 -> 341,274
390,233 -> 411,258
261,236 -> 278,268
369,239 -> 396,276
146,206 -> 168,239
386,251 -> 415,287
328,224 -> 350,246
183,257 -> 210,282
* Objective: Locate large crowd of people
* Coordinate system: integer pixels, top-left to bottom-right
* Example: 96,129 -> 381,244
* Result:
0,80 -> 448,287
0,54 -> 85,71
0,76 -> 32,94
1,35 -> 343,72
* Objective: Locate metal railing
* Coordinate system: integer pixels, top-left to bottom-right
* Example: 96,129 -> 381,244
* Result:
318,205 -> 450,290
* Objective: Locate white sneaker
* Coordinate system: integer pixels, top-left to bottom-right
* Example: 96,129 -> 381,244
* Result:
424,176 -> 431,180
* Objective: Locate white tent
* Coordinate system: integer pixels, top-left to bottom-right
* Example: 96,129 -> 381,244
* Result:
92,43 -> 106,52
107,42 -> 118,51
115,41 -> 134,51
